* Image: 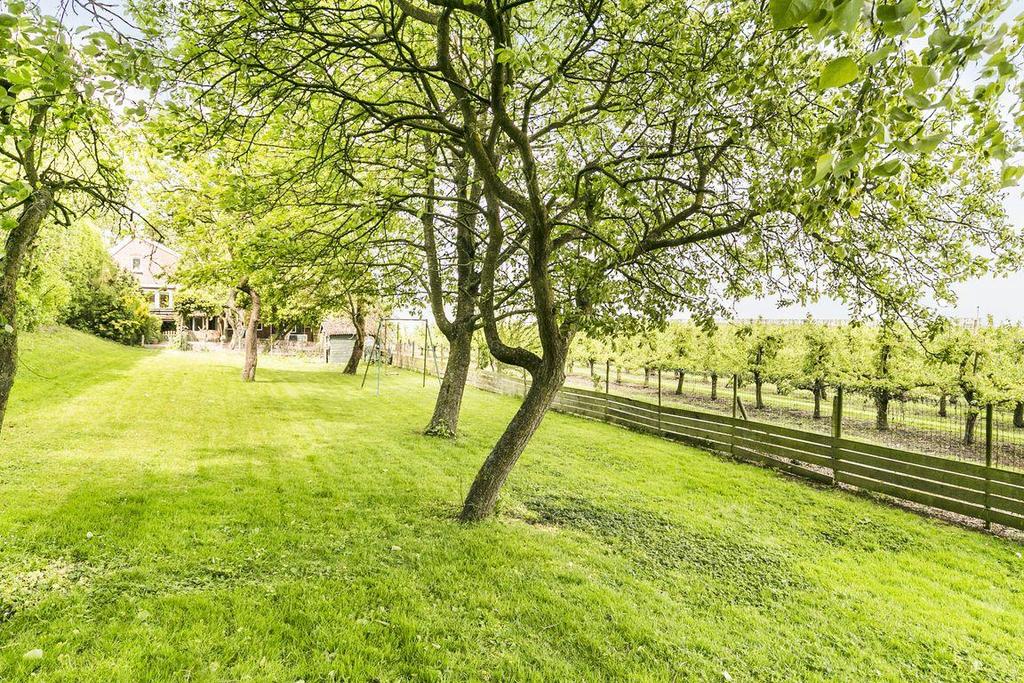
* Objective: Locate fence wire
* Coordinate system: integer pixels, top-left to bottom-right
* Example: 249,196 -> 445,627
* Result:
386,343 -> 1024,472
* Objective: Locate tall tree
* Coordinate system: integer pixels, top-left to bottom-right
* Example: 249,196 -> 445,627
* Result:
0,5 -> 150,432
409,0 -> 1022,520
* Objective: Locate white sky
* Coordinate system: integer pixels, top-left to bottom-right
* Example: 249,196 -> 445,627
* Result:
731,191 -> 1024,322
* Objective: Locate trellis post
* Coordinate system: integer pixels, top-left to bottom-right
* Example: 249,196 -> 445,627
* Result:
421,323 -> 428,387
732,374 -> 738,419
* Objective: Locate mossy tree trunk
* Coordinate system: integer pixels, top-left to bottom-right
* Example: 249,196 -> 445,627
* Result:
425,327 -> 472,437
460,357 -> 565,521
421,160 -> 482,438
874,392 -> 890,431
0,189 -> 53,434
240,282 -> 260,382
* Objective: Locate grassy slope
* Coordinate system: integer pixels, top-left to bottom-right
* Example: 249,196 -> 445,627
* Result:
1,328 -> 1022,682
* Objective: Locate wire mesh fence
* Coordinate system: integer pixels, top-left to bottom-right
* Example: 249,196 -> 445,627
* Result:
384,342 -> 1024,471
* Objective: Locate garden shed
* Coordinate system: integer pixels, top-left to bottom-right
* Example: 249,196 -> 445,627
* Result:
320,316 -> 375,365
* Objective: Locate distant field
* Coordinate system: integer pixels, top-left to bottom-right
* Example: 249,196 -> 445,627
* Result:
2,328 -> 1023,681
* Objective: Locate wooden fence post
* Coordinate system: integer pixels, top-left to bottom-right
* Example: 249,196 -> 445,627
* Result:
831,386 -> 843,485
657,368 -> 662,433
605,360 -> 611,422
731,374 -> 738,456
985,403 -> 993,530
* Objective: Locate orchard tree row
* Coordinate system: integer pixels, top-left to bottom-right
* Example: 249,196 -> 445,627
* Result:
569,319 -> 1024,442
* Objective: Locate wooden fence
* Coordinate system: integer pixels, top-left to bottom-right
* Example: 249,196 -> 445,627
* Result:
550,385 -> 1024,531
391,353 -> 1024,531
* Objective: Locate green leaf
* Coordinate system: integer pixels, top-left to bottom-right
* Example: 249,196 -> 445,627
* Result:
770,0 -> 818,30
877,0 -> 915,22
811,152 -> 834,184
908,65 -> 938,92
928,26 -> 956,51
913,132 -> 946,153
870,159 -> 902,177
864,43 -> 894,66
818,57 -> 859,90
905,91 -> 931,109
832,0 -> 863,34
1000,165 -> 1024,188
834,151 -> 864,175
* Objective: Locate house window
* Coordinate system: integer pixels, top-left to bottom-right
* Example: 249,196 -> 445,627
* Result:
131,257 -> 142,272
159,290 -> 172,309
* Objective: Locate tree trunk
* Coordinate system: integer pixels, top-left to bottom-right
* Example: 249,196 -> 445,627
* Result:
812,381 -> 823,419
241,287 -> 260,382
615,365 -> 621,384
0,190 -> 53,435
875,393 -> 890,431
460,362 -> 564,521
342,302 -> 366,375
425,328 -> 472,437
675,370 -> 684,395
224,288 -> 245,350
1014,401 -> 1024,429
754,372 -> 764,409
938,394 -> 947,418
643,367 -> 650,387
588,359 -> 594,376
964,410 -> 979,446
710,373 -> 718,400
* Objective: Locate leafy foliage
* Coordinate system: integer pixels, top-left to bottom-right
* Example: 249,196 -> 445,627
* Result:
62,247 -> 160,346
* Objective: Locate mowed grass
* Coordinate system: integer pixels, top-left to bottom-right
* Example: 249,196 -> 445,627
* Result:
1,329 -> 1023,682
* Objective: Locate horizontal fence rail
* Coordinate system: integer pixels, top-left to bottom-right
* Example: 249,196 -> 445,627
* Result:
388,351 -> 1024,531
549,385 -> 1024,531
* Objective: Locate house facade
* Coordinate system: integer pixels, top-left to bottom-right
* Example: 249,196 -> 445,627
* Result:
109,236 -> 183,332
111,236 -> 327,346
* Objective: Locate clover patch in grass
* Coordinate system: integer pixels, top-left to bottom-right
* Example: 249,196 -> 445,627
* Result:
523,494 -> 809,605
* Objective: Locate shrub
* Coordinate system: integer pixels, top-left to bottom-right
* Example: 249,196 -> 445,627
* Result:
64,267 -> 161,346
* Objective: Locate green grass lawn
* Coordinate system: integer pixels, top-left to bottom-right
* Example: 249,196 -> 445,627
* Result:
2,328 -> 1023,681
